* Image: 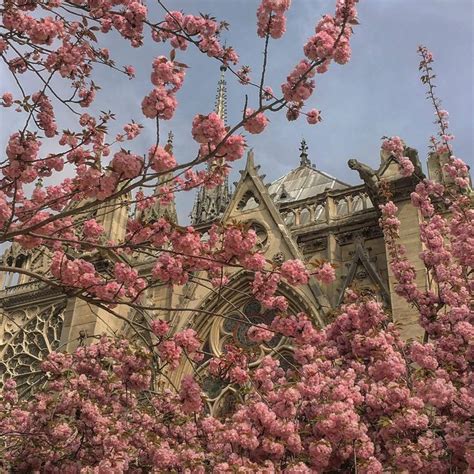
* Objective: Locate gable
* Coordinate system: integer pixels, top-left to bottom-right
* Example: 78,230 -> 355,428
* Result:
221,150 -> 332,318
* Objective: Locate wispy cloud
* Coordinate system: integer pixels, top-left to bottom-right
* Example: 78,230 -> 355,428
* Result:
1,0 -> 472,223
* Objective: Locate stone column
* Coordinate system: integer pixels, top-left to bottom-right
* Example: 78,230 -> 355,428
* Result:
384,195 -> 426,340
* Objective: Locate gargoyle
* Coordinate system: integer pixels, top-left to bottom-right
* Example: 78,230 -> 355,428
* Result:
348,158 -> 380,204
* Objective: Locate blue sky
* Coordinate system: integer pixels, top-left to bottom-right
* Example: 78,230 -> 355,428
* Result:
1,0 -> 472,222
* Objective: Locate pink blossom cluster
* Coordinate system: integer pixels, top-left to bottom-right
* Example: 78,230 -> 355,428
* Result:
281,59 -> 316,104
4,132 -> 41,183
148,144 -> 177,173
243,108 -> 269,134
0,337 -> 197,471
0,12 -> 472,470
303,10 -> 353,66
192,112 -> 226,145
247,323 -> 274,343
3,11 -> 65,46
50,251 -> 146,303
444,156 -> 471,188
382,136 -> 415,177
280,259 -> 309,285
82,218 -> 104,240
306,108 -> 321,124
152,253 -> 188,285
179,375 -> 203,414
252,271 -> 288,310
256,0 -> 291,39
1,283 -> 473,472
31,92 -> 57,138
209,345 -> 250,385
312,261 -> 336,284
0,191 -> 13,227
116,121 -> 142,142
111,150 -> 144,179
237,65 -> 251,85
192,112 -> 247,164
151,11 -> 238,64
142,56 -> 185,120
279,0 -> 359,122
45,40 -> 92,79
1,92 -> 14,107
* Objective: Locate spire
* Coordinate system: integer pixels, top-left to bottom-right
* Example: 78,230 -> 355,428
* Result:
299,138 -> 311,167
141,131 -> 177,224
167,129 -> 174,148
214,65 -> 228,123
190,67 -> 231,226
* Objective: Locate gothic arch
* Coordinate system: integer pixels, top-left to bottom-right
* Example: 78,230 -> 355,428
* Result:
0,301 -> 67,395
169,271 -> 319,414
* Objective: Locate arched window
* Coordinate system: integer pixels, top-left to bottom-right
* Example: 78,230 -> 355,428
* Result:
314,204 -> 325,222
0,302 -> 67,396
299,207 -> 311,225
237,191 -> 260,211
1,249 -> 29,289
284,211 -> 295,227
198,299 -> 287,414
351,194 -> 364,213
336,198 -> 349,216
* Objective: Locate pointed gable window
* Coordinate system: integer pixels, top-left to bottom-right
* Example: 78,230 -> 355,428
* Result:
237,191 -> 260,211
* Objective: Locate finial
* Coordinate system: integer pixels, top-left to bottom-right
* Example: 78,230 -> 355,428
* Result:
245,149 -> 255,171
167,130 -> 174,151
299,138 -> 311,167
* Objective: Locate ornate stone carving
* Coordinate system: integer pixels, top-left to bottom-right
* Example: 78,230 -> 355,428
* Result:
198,298 -> 286,414
0,301 -> 67,395
250,222 -> 268,250
272,252 -> 284,265
237,191 -> 260,211
335,226 -> 383,246
348,159 -> 380,204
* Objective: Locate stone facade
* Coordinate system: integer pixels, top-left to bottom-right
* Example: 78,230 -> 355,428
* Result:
1,70 -> 454,410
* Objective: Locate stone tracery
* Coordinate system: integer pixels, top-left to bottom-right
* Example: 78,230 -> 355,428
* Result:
0,301 -> 67,394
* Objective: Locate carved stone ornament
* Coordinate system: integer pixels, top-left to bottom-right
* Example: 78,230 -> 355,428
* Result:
272,252 -> 285,265
0,301 -> 67,395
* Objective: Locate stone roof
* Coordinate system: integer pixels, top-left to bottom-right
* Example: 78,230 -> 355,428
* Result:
268,163 -> 350,204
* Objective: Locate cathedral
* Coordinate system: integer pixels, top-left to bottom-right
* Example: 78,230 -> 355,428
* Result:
0,68 -> 446,410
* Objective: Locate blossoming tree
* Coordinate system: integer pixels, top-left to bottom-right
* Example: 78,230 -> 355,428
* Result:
0,0 -> 473,471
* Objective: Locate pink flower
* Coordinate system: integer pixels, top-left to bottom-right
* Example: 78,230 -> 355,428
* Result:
157,340 -> 182,368
150,319 -> 170,337
256,0 -> 291,39
83,219 -> 104,240
152,254 -> 188,285
244,108 -> 269,134
306,108 -> 321,124
281,59 -> 315,104
179,376 -> 202,414
398,156 -> 415,177
312,262 -> 336,284
192,112 -> 226,144
122,122 -> 142,140
247,323 -> 274,343
281,259 -> 309,286
2,92 -> 13,107
124,65 -> 136,77
220,134 -> 246,162
111,150 -> 144,179
148,145 -> 177,172
174,329 -> 200,354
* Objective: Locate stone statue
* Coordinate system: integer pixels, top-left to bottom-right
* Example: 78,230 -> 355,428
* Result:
348,159 -> 380,205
